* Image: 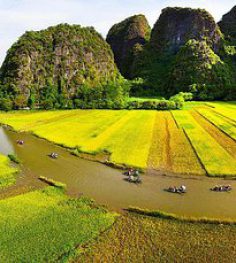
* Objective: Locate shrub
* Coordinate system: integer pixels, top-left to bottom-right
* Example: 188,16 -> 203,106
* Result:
0,98 -> 13,111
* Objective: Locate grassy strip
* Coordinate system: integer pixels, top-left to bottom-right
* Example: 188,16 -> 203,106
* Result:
0,154 -> 18,188
0,186 -> 117,262
127,207 -> 236,225
8,153 -> 21,164
38,176 -> 66,190
168,112 -> 204,175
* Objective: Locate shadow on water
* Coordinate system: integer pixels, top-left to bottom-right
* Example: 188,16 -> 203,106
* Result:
0,126 -> 236,219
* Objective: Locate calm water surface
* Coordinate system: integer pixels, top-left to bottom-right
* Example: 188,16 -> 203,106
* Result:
0,126 -> 236,219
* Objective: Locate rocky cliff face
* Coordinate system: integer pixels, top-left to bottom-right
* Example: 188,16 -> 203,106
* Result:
106,15 -> 151,78
219,6 -> 236,41
0,24 -> 121,104
150,7 -> 222,54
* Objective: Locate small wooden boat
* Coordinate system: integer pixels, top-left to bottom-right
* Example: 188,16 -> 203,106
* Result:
166,186 -> 187,194
211,185 -> 232,192
126,175 -> 142,184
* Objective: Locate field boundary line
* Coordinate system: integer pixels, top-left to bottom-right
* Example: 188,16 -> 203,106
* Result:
170,111 -> 180,129
182,128 -> 208,176
127,207 -> 236,225
195,109 -> 236,143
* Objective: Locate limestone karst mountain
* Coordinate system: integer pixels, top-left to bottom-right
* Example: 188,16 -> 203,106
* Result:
106,15 -> 151,79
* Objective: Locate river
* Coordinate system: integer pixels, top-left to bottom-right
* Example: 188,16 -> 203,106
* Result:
0,126 -> 236,219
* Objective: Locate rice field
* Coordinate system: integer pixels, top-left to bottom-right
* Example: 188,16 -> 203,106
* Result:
0,186 -> 116,262
207,102 -> 236,122
77,213 -> 236,262
148,112 -> 204,175
172,110 -> 236,176
197,108 -> 236,141
0,101 -> 235,176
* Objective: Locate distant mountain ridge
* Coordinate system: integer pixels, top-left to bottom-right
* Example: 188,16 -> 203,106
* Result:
108,6 -> 236,100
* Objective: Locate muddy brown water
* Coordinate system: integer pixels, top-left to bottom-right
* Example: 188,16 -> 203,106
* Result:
0,126 -> 236,219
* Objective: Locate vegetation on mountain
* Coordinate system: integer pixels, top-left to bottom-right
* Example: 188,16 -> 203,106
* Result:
169,40 -> 234,100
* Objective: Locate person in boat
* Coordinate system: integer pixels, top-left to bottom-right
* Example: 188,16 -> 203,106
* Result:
179,185 -> 186,193
127,169 -> 132,177
50,153 -> 58,159
133,170 -> 140,178
129,175 -> 135,182
17,140 -> 24,145
212,185 -> 232,192
134,170 -> 142,182
168,186 -> 176,193
222,185 -> 231,192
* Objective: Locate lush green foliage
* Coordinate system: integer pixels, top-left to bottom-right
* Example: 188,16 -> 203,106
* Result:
127,92 -> 192,109
0,186 -> 117,262
169,40 -> 234,100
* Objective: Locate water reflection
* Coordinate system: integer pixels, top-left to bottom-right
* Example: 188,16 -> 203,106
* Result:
0,127 -> 15,155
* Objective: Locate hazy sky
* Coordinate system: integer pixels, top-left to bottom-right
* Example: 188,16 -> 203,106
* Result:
0,0 -> 235,64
